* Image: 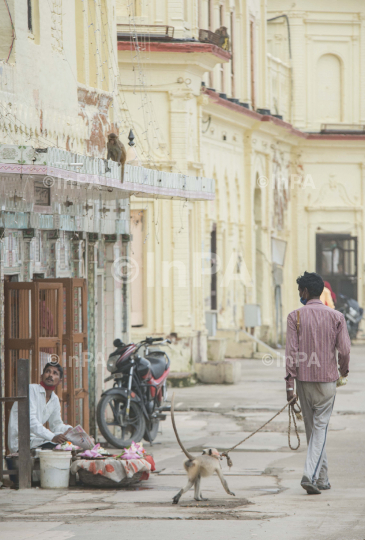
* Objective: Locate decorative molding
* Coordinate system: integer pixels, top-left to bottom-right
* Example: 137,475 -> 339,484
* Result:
305,206 -> 363,212
188,161 -> 204,170
306,174 -> 360,212
304,18 -> 360,25
117,41 -> 232,62
197,94 -> 209,106
169,89 -> 195,101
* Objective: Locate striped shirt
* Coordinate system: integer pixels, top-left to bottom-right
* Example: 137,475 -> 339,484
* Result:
285,299 -> 351,390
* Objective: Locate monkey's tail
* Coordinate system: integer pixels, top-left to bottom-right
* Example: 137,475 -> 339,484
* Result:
171,393 -> 194,461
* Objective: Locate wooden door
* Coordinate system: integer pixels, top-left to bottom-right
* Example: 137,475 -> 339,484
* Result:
36,279 -> 89,431
4,281 -> 63,441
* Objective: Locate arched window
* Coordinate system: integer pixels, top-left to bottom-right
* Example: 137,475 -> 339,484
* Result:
316,54 -> 342,123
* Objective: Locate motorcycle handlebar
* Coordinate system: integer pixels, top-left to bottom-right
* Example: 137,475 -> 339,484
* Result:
133,337 -> 171,353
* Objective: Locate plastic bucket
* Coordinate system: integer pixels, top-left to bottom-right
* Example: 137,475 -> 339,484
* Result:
38,450 -> 72,489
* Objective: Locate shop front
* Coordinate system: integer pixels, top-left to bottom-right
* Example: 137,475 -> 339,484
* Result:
0,144 -> 214,442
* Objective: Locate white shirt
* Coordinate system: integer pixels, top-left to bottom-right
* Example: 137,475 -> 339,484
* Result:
8,384 -> 73,453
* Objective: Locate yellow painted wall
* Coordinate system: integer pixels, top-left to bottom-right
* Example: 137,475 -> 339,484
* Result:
122,0 -> 365,371
0,0 -> 118,157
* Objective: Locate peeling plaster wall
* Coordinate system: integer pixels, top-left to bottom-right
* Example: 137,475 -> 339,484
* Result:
78,86 -> 116,157
0,0 -> 118,157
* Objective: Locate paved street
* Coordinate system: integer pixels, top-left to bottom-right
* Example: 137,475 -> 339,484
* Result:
1,346 -> 365,540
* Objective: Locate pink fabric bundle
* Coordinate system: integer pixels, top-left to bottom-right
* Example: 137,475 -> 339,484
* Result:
118,441 -> 146,460
79,443 -> 103,458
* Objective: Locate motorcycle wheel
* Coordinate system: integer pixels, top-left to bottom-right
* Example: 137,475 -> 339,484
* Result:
143,419 -> 159,443
97,394 -> 146,448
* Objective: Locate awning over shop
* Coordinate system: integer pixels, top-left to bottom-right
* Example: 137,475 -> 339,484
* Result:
0,145 -> 215,201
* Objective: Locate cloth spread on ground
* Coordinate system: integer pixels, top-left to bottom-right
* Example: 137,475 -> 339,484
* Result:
70,455 -> 155,483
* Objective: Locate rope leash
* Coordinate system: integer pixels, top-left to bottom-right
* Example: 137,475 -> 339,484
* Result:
221,397 -> 302,468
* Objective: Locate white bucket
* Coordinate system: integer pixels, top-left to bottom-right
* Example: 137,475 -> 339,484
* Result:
38,450 -> 72,489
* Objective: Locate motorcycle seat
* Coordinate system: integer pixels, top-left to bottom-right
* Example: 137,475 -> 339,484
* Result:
148,352 -> 167,380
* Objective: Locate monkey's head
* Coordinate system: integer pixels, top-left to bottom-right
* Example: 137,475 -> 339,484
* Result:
202,448 -> 221,460
108,133 -> 118,144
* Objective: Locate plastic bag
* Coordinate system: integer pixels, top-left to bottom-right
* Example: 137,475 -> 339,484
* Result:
336,376 -> 348,387
66,425 -> 94,450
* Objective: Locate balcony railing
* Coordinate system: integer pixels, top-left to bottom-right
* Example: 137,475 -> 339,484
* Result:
198,29 -> 230,52
267,53 -> 291,122
117,24 -> 174,41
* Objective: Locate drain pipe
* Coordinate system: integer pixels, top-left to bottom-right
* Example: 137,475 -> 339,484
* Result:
267,14 -> 291,59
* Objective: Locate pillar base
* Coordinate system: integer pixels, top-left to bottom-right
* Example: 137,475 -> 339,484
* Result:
195,359 -> 241,384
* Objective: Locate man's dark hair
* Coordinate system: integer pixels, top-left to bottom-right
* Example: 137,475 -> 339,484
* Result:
43,362 -> 63,380
296,271 -> 324,297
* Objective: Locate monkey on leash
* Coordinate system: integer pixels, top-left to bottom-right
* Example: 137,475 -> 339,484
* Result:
171,393 -> 235,504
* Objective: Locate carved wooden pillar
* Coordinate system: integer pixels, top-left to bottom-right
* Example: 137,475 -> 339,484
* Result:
87,239 -> 97,436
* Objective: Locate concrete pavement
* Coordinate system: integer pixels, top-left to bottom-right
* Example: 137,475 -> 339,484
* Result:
1,345 -> 365,540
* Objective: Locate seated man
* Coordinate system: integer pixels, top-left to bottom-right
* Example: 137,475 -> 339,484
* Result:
8,362 -> 73,453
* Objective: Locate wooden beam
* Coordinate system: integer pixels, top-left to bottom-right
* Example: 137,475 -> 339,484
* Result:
0,397 -> 27,402
17,359 -> 31,489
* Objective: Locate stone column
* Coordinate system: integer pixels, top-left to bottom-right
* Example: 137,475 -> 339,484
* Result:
168,89 -> 192,174
290,12 -> 306,129
23,239 -> 34,282
243,134 -> 256,303
360,15 -> 365,124
360,163 -> 365,308
258,0 -> 269,109
71,239 -> 86,278
168,0 -> 185,39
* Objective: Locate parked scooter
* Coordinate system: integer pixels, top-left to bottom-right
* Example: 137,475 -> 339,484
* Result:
97,337 -> 171,448
337,294 -> 363,340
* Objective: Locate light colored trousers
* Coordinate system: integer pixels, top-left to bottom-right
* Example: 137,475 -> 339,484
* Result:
296,380 -> 336,484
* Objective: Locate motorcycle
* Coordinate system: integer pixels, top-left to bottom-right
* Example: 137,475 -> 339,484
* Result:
337,294 -> 363,340
97,336 -> 171,448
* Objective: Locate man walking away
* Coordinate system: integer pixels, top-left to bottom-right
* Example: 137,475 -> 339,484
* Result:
285,271 -> 350,495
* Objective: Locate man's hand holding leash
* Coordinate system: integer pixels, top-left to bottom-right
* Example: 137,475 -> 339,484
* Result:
287,389 -> 297,404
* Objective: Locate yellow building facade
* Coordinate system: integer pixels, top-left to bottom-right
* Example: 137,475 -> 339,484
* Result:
117,0 -> 365,372
0,0 -> 214,433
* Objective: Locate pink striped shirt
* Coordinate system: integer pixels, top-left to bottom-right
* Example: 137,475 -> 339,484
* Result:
285,299 -> 351,390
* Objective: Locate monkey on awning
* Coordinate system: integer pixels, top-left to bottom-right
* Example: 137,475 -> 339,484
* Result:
107,133 -> 127,171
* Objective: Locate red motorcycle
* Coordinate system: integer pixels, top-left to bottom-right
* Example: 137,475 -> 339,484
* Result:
97,337 -> 171,448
